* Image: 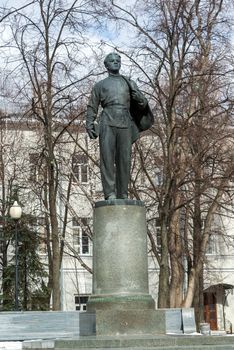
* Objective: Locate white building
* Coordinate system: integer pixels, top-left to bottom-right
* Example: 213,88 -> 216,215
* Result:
0,120 -> 234,333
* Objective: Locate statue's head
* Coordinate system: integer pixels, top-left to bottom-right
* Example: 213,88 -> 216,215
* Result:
104,52 -> 121,74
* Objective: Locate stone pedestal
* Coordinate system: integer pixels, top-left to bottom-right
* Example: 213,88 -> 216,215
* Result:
87,199 -> 164,335
87,199 -> 155,312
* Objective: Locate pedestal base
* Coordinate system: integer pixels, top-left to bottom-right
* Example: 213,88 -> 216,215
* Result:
94,309 -> 166,336
81,308 -> 195,337
87,293 -> 155,311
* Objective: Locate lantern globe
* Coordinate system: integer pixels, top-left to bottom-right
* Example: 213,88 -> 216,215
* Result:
9,201 -> 22,220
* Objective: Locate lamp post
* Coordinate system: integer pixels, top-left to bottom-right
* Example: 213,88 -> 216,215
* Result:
9,201 -> 22,311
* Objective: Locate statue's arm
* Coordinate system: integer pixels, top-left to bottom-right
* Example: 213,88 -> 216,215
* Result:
129,80 -> 148,110
86,84 -> 100,139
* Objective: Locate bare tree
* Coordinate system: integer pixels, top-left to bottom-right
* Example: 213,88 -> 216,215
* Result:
92,0 -> 234,323
0,112 -> 45,308
2,0 -> 100,310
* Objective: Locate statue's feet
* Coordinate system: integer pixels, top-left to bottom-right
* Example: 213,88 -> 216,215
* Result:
105,193 -> 128,200
118,193 -> 128,199
106,193 -> 116,200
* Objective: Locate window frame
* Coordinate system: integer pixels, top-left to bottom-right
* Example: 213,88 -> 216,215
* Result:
71,153 -> 89,184
72,217 -> 92,256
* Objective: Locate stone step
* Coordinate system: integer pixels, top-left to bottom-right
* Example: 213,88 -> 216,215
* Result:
22,345 -> 234,350
68,348 -> 234,350
54,337 -> 234,347
22,336 -> 234,350
0,312 -> 95,340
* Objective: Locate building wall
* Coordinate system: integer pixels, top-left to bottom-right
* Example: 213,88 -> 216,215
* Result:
1,123 -> 234,334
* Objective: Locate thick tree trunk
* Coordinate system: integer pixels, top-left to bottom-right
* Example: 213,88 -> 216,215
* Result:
158,263 -> 170,308
48,159 -> 61,310
43,182 -> 53,309
193,270 -> 204,330
169,254 -> 183,307
192,175 -> 203,327
182,267 -> 196,308
158,214 -> 170,308
2,240 -> 10,310
23,254 -> 28,310
169,199 -> 183,307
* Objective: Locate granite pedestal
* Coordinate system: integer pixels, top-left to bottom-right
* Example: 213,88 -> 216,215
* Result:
87,199 -> 164,335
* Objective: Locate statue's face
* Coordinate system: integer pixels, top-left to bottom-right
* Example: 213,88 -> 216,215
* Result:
105,54 -> 121,73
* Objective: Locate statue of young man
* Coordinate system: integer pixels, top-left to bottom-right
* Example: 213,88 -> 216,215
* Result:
86,52 -> 153,200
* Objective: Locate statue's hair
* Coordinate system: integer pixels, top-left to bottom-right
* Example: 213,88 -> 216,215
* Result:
104,52 -> 121,66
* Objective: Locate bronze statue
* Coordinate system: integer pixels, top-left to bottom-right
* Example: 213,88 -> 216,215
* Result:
86,52 -> 153,200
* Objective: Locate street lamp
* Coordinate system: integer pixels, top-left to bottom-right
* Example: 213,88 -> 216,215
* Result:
9,201 -> 22,311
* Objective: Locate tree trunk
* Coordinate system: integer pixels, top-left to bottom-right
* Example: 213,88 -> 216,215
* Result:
169,198 -> 183,307
182,267 -> 196,308
2,239 -> 10,310
193,269 -> 204,330
23,254 -> 28,310
192,173 -> 203,326
48,156 -> 60,310
158,212 -> 170,308
169,255 -> 183,307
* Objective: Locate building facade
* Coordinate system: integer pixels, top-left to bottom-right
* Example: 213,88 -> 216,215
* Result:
0,120 -> 234,333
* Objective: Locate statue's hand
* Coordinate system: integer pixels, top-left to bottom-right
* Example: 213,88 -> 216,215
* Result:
131,90 -> 147,109
131,90 -> 141,101
87,127 -> 98,139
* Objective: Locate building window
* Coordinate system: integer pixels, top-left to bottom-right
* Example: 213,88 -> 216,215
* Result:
74,295 -> 89,311
0,224 -> 3,254
207,233 -> 219,255
72,217 -> 91,255
29,153 -> 45,182
29,216 -> 47,253
148,217 -> 161,253
155,217 -> 161,251
155,170 -> 163,186
37,217 -> 47,253
207,227 -> 224,255
0,153 -> 3,182
72,153 -> 88,183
